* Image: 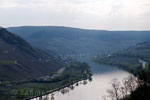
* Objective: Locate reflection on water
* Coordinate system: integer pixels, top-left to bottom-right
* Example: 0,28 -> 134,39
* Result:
32,68 -> 129,100
34,80 -> 91,100
32,56 -> 130,100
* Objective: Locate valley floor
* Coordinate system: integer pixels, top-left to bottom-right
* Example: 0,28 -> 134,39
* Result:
0,61 -> 92,100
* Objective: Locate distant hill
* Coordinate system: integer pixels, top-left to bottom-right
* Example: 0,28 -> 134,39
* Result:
7,26 -> 150,55
93,42 -> 150,74
0,28 -> 64,81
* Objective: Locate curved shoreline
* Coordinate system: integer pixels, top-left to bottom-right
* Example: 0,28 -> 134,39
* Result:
28,78 -> 90,100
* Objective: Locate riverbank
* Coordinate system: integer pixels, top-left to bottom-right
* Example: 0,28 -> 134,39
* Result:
32,60 -> 130,100
92,42 -> 150,75
29,78 -> 89,100
91,56 -> 143,75
0,61 -> 92,100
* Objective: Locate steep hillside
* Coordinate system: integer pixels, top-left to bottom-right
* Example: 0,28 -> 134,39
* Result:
0,28 -> 64,81
7,26 -> 150,55
93,42 -> 150,74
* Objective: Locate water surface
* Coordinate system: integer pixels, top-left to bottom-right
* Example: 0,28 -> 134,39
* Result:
32,57 -> 130,100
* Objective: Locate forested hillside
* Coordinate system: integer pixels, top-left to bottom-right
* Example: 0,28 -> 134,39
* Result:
7,26 -> 150,55
0,28 -> 64,81
93,42 -> 150,74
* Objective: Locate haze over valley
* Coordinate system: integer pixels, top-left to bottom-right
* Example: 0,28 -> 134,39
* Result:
0,0 -> 150,100
7,26 -> 150,55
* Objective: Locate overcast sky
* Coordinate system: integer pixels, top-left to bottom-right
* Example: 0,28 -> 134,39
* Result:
0,0 -> 150,30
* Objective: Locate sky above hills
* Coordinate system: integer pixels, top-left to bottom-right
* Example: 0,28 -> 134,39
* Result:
0,0 -> 150,30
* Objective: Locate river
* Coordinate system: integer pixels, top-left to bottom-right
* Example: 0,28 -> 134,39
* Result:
32,56 -> 130,100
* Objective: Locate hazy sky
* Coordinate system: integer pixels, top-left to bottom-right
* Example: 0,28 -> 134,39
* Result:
0,0 -> 150,30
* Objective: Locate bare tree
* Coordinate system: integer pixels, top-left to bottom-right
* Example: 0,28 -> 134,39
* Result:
119,86 -> 126,99
122,77 -> 130,98
107,79 -> 120,100
106,75 -> 138,100
124,75 -> 137,93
